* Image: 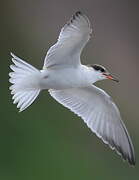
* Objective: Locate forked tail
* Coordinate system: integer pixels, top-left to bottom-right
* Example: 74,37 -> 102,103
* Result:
9,53 -> 41,112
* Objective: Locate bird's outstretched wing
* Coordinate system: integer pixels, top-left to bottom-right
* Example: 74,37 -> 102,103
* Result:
49,86 -> 135,165
43,11 -> 92,69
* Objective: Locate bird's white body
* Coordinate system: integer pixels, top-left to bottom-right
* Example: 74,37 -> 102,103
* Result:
9,11 -> 135,165
40,65 -> 99,90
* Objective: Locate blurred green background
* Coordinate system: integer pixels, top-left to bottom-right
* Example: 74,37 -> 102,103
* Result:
0,0 -> 138,179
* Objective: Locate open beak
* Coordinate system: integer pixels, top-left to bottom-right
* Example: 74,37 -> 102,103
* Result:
103,73 -> 119,82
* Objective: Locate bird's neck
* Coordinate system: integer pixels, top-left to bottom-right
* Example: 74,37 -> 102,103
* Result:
81,65 -> 100,84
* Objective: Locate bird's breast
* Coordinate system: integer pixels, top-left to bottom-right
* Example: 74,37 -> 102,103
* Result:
40,66 -> 91,90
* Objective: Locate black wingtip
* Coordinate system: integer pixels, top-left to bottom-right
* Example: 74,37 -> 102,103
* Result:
129,156 -> 136,166
122,143 -> 136,166
75,11 -> 82,16
69,11 -> 83,25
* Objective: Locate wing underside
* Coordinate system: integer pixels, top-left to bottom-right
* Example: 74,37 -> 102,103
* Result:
43,11 -> 92,69
49,86 -> 135,165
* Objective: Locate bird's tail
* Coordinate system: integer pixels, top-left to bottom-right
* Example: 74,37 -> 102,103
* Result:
9,53 -> 42,112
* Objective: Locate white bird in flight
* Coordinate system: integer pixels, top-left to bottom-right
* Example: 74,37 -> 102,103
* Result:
9,11 -> 135,165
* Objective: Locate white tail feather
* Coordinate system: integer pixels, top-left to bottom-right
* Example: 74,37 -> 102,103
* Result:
9,53 -> 41,112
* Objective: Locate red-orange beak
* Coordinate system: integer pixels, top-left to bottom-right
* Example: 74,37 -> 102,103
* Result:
103,73 -> 119,82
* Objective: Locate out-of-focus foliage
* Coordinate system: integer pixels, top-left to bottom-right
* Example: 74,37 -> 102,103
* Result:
0,0 -> 138,179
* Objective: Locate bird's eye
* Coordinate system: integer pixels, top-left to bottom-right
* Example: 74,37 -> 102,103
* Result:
100,68 -> 105,72
92,64 -> 106,73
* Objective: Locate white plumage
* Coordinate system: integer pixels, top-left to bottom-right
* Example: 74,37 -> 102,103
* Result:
49,87 -> 135,165
43,11 -> 92,69
9,11 -> 135,165
9,53 -> 40,112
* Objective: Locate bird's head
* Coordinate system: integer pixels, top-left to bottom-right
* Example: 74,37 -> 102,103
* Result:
89,64 -> 119,82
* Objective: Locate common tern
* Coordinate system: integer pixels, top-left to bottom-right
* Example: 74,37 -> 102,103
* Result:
9,11 -> 135,165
